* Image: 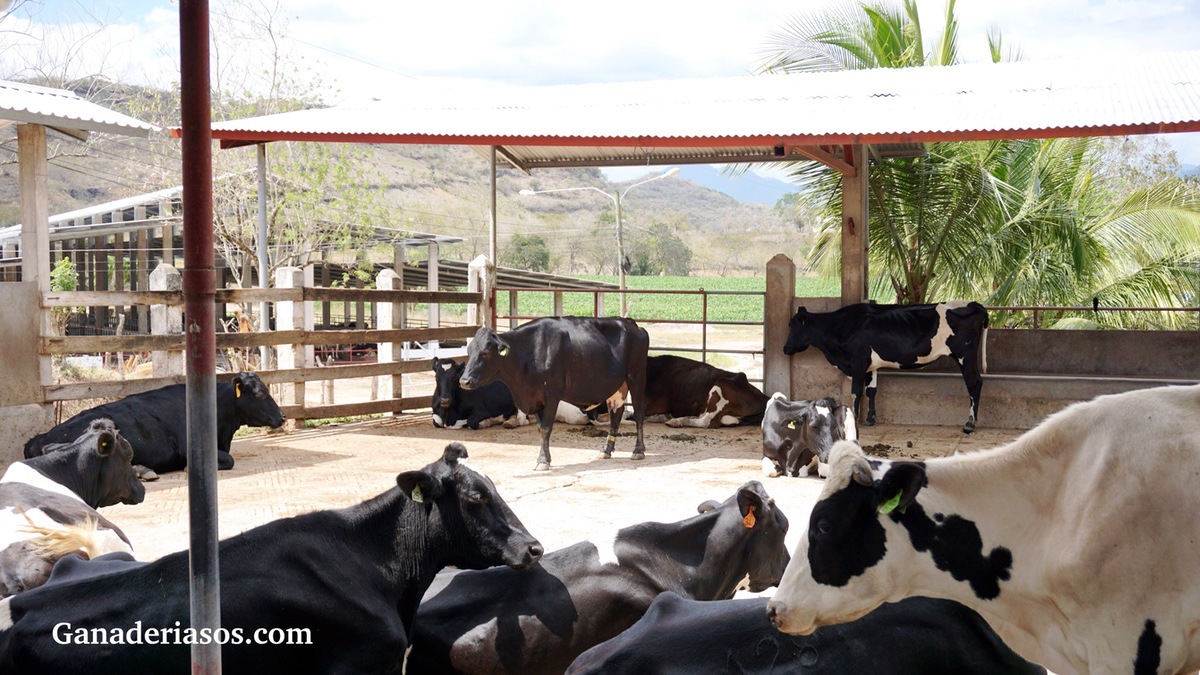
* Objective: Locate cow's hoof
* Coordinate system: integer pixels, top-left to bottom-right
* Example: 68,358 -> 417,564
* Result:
962,423 -> 976,434
534,462 -> 551,472
598,452 -> 612,460
134,465 -> 159,482
631,451 -> 646,461
502,419 -> 519,429
665,418 -> 683,428
863,418 -> 876,427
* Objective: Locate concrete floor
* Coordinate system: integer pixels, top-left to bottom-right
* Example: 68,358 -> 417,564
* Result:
85,416 -> 1026,562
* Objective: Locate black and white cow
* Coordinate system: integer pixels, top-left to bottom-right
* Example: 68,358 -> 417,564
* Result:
407,481 -> 790,675
761,393 -> 857,478
0,419 -> 143,597
568,593 -> 1044,675
460,317 -> 649,471
641,355 -> 768,427
783,301 -> 988,433
0,443 -> 543,675
24,371 -> 286,474
767,384 -> 1200,675
431,358 -> 606,430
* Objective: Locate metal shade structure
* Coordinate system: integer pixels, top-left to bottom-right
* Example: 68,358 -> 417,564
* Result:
0,79 -> 157,141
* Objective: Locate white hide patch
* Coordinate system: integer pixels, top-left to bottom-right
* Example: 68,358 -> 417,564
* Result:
771,392 -> 788,401
720,415 -> 740,426
432,413 -> 444,428
557,402 -> 590,425
0,597 -> 11,631
868,349 -> 901,372
458,457 -> 491,482
591,533 -> 621,567
667,385 -> 728,428
762,457 -> 782,478
842,410 -> 859,441
814,405 -> 831,418
915,303 -> 958,365
1,463 -> 84,504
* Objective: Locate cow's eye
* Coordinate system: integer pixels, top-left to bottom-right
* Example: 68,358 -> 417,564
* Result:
816,519 -> 833,535
464,491 -> 487,505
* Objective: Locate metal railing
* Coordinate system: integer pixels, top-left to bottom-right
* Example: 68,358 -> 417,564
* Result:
986,305 -> 1200,329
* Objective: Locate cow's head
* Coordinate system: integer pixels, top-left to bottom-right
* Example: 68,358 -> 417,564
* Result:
767,441 -> 927,634
460,327 -> 507,391
232,372 -> 286,428
717,372 -> 769,418
783,307 -> 813,355
56,418 -> 145,508
396,442 -> 543,570
430,358 -> 465,428
761,395 -> 855,478
697,481 -> 791,595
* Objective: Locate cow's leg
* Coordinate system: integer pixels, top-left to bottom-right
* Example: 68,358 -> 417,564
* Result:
133,465 -> 159,482
850,375 -> 866,425
958,356 -> 983,434
535,402 -> 557,471
864,370 -> 879,427
217,450 -> 235,470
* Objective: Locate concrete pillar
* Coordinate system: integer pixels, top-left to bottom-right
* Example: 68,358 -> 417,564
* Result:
150,263 -> 183,377
467,255 -> 495,330
376,268 -> 404,403
427,242 -> 439,352
553,291 -> 564,317
841,144 -> 869,306
275,266 -> 308,420
135,205 -> 150,333
764,254 -> 796,398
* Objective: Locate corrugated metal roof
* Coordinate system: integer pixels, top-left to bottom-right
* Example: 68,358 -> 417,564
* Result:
202,50 -> 1200,172
0,79 -> 157,140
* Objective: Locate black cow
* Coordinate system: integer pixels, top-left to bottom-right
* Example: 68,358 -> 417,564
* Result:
642,355 -> 768,427
0,418 -> 143,597
431,357 -> 520,429
460,317 -> 649,471
407,481 -> 789,675
567,593 -> 1045,675
0,443 -> 543,675
783,301 -> 988,433
761,393 -> 856,478
24,371 -> 286,474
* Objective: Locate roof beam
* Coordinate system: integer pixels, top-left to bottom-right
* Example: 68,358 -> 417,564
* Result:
786,144 -> 857,176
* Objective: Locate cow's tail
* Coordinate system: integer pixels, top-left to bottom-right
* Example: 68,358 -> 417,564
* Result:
20,512 -> 109,562
975,301 -> 990,375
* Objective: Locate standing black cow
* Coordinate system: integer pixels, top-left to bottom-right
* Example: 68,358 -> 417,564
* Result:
0,443 -> 543,675
407,481 -> 789,675
761,394 -> 856,478
0,418 -> 144,597
460,317 -> 649,471
783,301 -> 988,433
567,593 -> 1045,675
24,371 -> 286,474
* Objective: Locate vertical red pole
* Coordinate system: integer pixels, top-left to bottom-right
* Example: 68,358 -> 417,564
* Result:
179,0 -> 221,672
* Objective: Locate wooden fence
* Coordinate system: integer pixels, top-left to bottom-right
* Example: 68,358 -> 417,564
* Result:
37,259 -> 495,423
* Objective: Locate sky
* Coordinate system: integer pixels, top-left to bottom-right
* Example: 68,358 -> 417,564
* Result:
3,0 -> 1200,175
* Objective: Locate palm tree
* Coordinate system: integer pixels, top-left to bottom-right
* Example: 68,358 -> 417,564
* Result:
761,1 -> 1200,327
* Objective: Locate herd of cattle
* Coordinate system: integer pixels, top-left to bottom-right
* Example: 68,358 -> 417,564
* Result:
0,301 -> 1195,674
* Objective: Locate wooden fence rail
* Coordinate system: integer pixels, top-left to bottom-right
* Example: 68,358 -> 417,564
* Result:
41,287 -> 481,308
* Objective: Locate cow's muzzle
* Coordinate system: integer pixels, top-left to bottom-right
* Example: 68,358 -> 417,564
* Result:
459,378 -> 477,391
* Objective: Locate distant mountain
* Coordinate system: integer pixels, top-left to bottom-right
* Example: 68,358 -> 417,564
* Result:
675,165 -> 797,205
1182,164 -> 1200,177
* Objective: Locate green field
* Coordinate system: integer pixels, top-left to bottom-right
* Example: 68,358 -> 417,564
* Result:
495,275 -> 846,323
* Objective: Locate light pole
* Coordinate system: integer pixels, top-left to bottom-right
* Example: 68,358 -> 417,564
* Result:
520,167 -> 678,314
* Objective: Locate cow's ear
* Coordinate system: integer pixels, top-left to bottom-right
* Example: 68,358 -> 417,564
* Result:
736,483 -> 768,528
396,470 -> 443,503
232,373 -> 244,399
442,442 -> 469,467
877,462 -> 926,516
696,499 -> 720,514
96,431 -> 117,457
431,357 -> 441,370
496,338 -> 509,357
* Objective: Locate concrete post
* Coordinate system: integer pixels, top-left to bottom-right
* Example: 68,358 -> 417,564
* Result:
764,254 -> 796,398
467,255 -> 495,330
135,205 -> 150,333
275,266 -> 307,421
376,268 -> 404,403
427,242 -> 439,353
553,291 -> 564,317
150,263 -> 183,378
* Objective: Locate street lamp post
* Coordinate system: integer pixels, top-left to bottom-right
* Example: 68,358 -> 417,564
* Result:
520,167 -> 678,315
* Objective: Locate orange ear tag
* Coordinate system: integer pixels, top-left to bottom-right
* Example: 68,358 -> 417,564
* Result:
743,506 -> 756,529
235,383 -> 242,398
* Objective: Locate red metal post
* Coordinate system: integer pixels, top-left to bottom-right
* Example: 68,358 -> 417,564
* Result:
179,0 -> 222,672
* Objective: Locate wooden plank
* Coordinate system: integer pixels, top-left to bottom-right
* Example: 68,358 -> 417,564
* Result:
42,333 -> 184,354
213,325 -> 478,349
214,287 -> 302,304
302,287 -> 480,304
282,395 -> 431,420
43,290 -> 185,307
44,375 -> 186,402
249,358 -> 437,384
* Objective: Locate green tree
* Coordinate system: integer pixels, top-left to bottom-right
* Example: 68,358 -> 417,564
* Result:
503,234 -> 551,272
632,221 -> 694,276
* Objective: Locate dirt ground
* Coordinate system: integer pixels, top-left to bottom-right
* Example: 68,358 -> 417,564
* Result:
91,416 -> 1025,562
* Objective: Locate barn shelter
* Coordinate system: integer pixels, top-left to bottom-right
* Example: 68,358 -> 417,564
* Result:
0,79 -> 155,447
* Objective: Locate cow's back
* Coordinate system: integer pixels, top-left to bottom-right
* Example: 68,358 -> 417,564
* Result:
23,387 -> 186,468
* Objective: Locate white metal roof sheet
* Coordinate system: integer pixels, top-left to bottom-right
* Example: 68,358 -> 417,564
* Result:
0,80 -> 157,140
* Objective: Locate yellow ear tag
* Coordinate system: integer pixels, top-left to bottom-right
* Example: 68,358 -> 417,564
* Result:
743,505 -> 756,529
498,345 -> 508,356
411,485 -> 424,503
786,420 -> 796,429
235,382 -> 242,398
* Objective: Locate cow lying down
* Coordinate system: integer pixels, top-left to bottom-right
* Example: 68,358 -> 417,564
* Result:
24,372 -> 285,475
407,481 -> 790,675
431,358 -> 612,430
761,393 -> 857,478
0,443 -> 542,674
567,592 -> 1044,674
0,419 -> 143,598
